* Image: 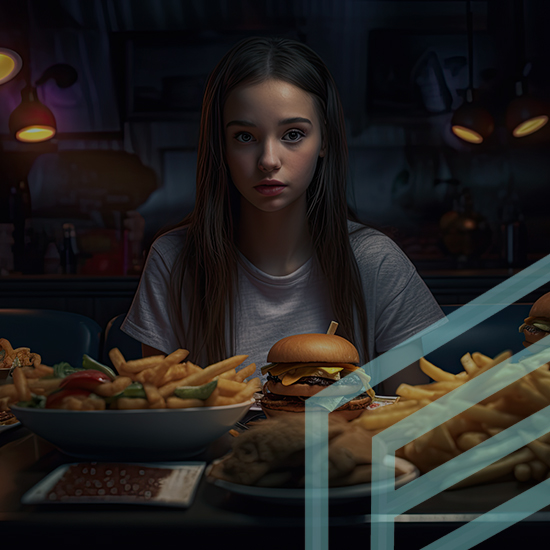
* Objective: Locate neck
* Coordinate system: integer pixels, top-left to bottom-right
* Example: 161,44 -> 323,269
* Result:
236,198 -> 313,276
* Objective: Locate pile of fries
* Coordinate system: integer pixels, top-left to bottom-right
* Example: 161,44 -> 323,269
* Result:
0,346 -> 260,411
107,348 -> 260,410
0,361 -> 61,411
353,350 -> 550,488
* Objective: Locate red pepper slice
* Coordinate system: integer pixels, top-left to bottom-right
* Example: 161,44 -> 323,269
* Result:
59,370 -> 110,391
46,388 -> 92,409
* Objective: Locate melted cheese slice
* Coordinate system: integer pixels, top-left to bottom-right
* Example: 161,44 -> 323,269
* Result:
281,367 -> 343,386
266,362 -> 359,377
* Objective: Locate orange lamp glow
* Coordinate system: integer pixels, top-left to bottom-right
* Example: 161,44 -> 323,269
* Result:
451,99 -> 494,144
513,115 -> 548,137
0,48 -> 23,85
451,125 -> 484,144
15,125 -> 56,143
506,94 -> 549,138
8,85 -> 57,143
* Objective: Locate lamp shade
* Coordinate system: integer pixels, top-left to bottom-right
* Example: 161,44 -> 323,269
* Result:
506,95 -> 549,137
451,101 -> 495,144
8,85 -> 56,143
0,47 -> 23,85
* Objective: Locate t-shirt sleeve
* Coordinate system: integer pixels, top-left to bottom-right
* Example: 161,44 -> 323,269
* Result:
351,228 -> 445,357
374,266 -> 445,355
121,240 -> 183,354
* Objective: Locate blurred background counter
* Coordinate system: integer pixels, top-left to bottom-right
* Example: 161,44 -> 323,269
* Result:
1,270 -> 549,330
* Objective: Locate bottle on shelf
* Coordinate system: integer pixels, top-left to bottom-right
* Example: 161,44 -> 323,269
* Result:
0,223 -> 14,275
8,179 -> 32,273
61,223 -> 78,274
498,179 -> 528,268
43,242 -> 62,275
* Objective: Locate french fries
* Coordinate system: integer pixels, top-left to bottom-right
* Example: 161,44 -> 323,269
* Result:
352,347 -> 550,489
13,366 -> 31,402
4,344 -> 259,412
419,357 -> 456,382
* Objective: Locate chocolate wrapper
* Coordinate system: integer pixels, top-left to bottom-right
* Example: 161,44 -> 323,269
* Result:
22,461 -> 206,507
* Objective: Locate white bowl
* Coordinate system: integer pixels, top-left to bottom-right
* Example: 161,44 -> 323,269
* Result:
11,400 -> 253,461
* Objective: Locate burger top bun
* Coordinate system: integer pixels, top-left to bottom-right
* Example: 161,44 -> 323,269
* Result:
528,292 -> 550,318
267,333 -> 359,364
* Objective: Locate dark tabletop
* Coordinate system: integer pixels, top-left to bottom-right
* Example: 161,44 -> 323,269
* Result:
0,419 -> 547,550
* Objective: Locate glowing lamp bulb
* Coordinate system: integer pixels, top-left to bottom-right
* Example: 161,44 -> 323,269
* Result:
512,115 -> 548,137
451,125 -> 484,144
0,48 -> 23,85
15,125 -> 57,143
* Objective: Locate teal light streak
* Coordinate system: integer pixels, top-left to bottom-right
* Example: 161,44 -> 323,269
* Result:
304,253 -> 550,549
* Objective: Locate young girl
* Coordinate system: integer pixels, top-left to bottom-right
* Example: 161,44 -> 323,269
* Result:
121,36 -> 444,394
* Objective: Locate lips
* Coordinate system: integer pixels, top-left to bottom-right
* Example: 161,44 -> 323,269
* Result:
254,180 -> 287,196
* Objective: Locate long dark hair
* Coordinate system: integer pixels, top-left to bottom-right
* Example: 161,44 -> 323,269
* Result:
166,36 -> 369,365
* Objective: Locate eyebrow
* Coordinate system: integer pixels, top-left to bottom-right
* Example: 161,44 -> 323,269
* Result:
225,117 -> 313,128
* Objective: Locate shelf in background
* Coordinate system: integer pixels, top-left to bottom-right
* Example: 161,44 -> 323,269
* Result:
2,271 -> 549,330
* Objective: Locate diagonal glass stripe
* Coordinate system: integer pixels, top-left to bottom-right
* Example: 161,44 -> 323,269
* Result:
306,254 -> 550,550
387,404 -> 550,514
381,343 -> 550,454
304,407 -> 329,550
421,477 -> 550,550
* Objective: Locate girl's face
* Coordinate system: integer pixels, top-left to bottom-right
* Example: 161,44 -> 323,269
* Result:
223,78 -> 325,215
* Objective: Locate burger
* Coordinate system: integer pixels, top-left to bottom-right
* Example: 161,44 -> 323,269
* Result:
519,292 -> 550,348
260,333 -> 374,420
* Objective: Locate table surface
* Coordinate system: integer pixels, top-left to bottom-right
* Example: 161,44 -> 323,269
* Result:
1,417 -> 548,550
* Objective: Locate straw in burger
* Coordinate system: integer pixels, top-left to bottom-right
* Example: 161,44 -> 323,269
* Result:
519,292 -> 550,348
260,328 -> 374,420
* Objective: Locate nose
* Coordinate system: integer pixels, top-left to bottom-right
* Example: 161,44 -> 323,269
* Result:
258,139 -> 281,172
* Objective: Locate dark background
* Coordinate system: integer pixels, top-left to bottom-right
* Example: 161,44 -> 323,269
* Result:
0,0 -> 549,324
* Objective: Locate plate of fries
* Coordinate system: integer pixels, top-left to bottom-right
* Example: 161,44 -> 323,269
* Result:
352,349 -> 550,488
5,348 -> 261,460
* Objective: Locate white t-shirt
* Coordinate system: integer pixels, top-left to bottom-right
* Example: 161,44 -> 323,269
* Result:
122,221 -> 444,378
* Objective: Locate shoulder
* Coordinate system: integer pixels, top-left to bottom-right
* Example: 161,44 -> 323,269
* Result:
147,226 -> 188,270
346,220 -> 413,275
347,220 -> 393,246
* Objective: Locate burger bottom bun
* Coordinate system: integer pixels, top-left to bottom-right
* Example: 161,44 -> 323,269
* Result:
524,331 -> 550,346
260,394 -> 372,422
262,407 -> 365,421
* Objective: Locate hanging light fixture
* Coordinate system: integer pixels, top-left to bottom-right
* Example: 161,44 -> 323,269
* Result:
0,47 -> 23,85
505,0 -> 548,138
8,83 -> 57,142
7,64 -> 78,143
5,0 -> 77,143
451,0 -> 494,144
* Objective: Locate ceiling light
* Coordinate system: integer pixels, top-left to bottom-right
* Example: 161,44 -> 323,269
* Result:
0,47 -> 23,85
504,0 -> 549,139
506,93 -> 549,138
450,0 -> 494,144
451,90 -> 495,144
6,64 -> 78,143
8,84 -> 56,143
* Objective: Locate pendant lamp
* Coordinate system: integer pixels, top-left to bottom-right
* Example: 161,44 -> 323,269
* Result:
8,84 -> 56,142
450,0 -> 494,144
0,47 -> 23,85
8,64 -> 77,143
505,0 -> 548,138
